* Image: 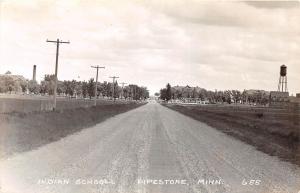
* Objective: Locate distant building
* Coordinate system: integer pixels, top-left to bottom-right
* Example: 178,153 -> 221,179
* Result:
269,91 -> 289,102
289,94 -> 300,104
5,71 -> 12,75
244,89 -> 270,96
269,91 -> 289,108
269,91 -> 300,108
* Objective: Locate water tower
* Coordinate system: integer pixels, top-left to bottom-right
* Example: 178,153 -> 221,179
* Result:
278,65 -> 287,92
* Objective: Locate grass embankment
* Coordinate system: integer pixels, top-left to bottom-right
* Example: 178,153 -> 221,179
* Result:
0,102 -> 146,158
163,103 -> 300,166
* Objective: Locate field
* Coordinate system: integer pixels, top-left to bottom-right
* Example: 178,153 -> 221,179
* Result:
0,94 -> 135,113
0,101 -> 146,158
163,103 -> 300,166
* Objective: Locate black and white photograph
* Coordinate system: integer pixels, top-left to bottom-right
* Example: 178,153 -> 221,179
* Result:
0,0 -> 300,193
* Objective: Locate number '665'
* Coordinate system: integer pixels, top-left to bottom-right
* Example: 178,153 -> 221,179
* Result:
242,179 -> 261,185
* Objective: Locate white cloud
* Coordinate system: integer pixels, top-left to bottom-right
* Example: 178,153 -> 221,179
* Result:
0,0 -> 299,95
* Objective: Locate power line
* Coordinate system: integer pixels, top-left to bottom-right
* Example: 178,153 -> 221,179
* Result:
109,76 -> 119,101
91,65 -> 105,106
46,38 -> 70,110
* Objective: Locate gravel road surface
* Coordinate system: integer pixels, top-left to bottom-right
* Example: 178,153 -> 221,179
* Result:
1,101 -> 300,193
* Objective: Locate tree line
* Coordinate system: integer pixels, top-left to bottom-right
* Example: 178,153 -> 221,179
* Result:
159,83 -> 269,105
0,74 -> 149,100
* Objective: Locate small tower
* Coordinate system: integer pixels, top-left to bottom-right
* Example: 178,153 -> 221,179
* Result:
32,65 -> 36,81
278,65 -> 287,92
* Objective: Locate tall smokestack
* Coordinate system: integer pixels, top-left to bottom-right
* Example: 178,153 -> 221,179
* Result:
33,65 -> 36,81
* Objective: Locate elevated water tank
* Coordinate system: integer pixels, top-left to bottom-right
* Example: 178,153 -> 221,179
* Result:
280,65 -> 287,76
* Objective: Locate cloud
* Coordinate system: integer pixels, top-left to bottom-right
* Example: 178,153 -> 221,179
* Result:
0,0 -> 299,95
244,1 -> 300,9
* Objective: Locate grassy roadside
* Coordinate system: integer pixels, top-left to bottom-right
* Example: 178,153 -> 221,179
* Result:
163,103 -> 300,166
0,102 -> 146,158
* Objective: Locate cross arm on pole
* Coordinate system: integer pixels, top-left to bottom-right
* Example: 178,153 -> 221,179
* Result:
46,39 -> 70,44
91,66 -> 105,69
120,82 -> 127,87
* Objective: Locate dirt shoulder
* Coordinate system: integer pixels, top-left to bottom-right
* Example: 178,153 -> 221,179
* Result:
0,102 -> 146,158
163,103 -> 300,166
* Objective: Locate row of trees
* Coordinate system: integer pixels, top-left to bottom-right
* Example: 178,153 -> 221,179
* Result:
0,74 -> 149,100
160,84 -> 269,105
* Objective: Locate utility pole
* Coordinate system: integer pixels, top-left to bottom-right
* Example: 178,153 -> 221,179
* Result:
46,38 -> 70,110
91,65 -> 105,106
120,82 -> 127,99
109,76 -> 119,101
134,85 -> 137,100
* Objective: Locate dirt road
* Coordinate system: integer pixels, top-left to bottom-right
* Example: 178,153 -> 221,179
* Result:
1,102 -> 300,193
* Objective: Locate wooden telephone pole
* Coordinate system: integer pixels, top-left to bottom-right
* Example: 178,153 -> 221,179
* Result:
120,82 -> 127,99
91,65 -> 105,106
109,76 -> 119,101
46,38 -> 70,110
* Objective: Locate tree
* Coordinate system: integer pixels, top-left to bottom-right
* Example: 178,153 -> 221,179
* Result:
113,81 -> 120,99
160,88 -> 167,100
87,78 -> 95,99
102,81 -> 112,97
40,74 -> 55,95
224,90 -> 232,104
130,85 -> 138,100
57,81 -> 65,95
63,80 -> 76,97
28,80 -> 40,94
82,81 -> 88,98
4,76 -> 15,94
192,88 -> 198,99
127,84 -> 148,100
20,81 -> 28,93
166,83 -> 172,101
0,82 -> 5,93
242,90 -> 248,104
231,90 -> 242,104
140,86 -> 149,99
74,81 -> 82,97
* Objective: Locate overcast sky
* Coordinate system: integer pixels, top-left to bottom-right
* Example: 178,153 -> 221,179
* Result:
0,0 -> 299,95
